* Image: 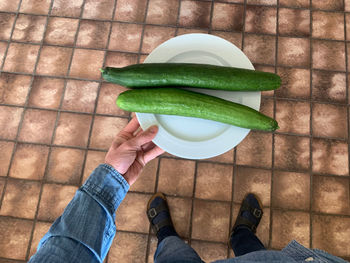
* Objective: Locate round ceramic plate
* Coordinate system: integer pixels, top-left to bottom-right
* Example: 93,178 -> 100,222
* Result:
135,33 -> 260,159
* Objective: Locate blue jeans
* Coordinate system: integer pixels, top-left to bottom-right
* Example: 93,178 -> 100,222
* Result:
154,228 -> 266,263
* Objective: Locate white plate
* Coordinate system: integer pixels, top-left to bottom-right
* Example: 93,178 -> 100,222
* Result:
135,33 -> 260,159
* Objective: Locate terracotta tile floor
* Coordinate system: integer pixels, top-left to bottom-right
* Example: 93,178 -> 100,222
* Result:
0,0 -> 349,262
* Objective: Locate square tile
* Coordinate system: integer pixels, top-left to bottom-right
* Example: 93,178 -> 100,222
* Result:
312,40 -> 345,71
9,143 -> 49,180
44,17 -> 79,46
260,98 -> 274,119
234,166 -> 271,207
312,103 -> 347,139
312,215 -> 350,258
0,73 -> 32,105
96,83 -> 128,116
0,0 -> 21,12
146,0 -> 179,25
231,204 -> 270,247
0,178 -> 5,201
62,80 -> 99,113
271,210 -> 310,249
109,23 -> 143,52
274,134 -> 310,171
279,0 -> 309,8
191,241 -> 228,262
347,14 -> 350,41
51,0 -> 84,17
0,217 -> 33,260
115,192 -> 151,233
236,131 -> 272,168
76,20 -> 110,49
312,175 -> 349,215
346,0 -> 350,11
195,162 -> 233,201
29,221 -> 51,257
204,148 -> 234,163
54,113 -> 92,147
167,196 -> 192,238
3,43 -> 40,73
141,25 -> 176,53
312,70 -> 346,103
157,158 -> 195,197
28,77 -> 65,109
20,0 -> 51,14
83,0 -> 115,20
0,106 -> 23,140
0,178 -> 41,219
312,0 -> 344,11
69,49 -> 105,80
179,0 -> 211,28
276,67 -> 310,99
247,0 -> 276,4
192,199 -> 231,243
47,147 -> 85,185
108,232 -> 148,262
147,235 -> 158,263
104,52 -> 138,68
210,31 -> 242,49
18,109 -> 57,144
37,183 -> 78,221
272,171 -> 310,210
0,141 -> 14,177
245,5 -> 276,34
114,0 -> 148,23
312,138 -> 348,176
278,37 -> 310,67
278,8 -> 310,37
312,11 -> 344,40
177,28 -> 209,36
82,150 -> 106,184
130,157 -> 158,192
212,3 -> 244,31
12,14 -> 47,43
0,42 -> 7,65
276,100 -> 310,135
243,34 -> 275,65
36,46 -> 73,76
0,13 -> 16,40
89,116 -> 128,150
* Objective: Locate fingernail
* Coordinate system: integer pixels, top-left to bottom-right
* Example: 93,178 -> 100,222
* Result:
149,125 -> 158,133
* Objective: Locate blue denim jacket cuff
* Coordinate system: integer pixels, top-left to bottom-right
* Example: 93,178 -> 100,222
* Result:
80,164 -> 130,214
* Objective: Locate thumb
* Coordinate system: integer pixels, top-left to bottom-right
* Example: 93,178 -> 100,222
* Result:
127,125 -> 158,149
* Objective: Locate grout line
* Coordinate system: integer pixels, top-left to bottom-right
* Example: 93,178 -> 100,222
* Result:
268,0 -> 279,249
0,0 -> 23,211
208,0 -> 214,34
187,161 -> 198,247
79,0 -> 118,188
227,147 -> 236,258
343,0 -> 350,244
309,0 -> 314,249
241,0 -> 247,50
137,0 -> 150,64
174,0 -> 182,36
24,0 -> 88,259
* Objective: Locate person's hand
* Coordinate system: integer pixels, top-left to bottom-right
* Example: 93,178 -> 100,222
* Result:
105,116 -> 164,186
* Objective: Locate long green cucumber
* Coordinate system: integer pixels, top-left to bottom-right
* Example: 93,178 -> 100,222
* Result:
101,63 -> 281,91
116,88 -> 279,131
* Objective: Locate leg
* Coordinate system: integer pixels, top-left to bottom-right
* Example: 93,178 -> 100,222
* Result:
154,236 -> 203,263
230,227 -> 265,256
147,193 -> 203,263
230,193 -> 266,257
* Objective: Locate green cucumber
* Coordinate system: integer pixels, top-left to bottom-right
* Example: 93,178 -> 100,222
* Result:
116,88 -> 279,131
101,63 -> 281,91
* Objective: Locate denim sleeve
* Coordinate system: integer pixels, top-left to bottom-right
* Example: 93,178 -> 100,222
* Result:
28,164 -> 129,263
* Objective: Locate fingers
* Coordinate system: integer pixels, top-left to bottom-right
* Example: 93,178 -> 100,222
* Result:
123,116 -> 140,134
113,116 -> 140,147
144,146 -> 165,163
126,125 -> 158,150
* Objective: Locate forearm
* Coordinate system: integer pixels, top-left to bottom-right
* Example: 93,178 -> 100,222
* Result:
29,164 -> 129,263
